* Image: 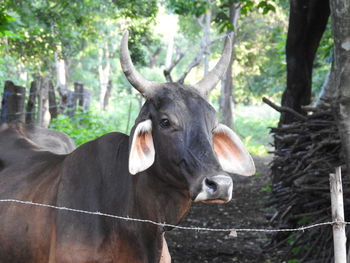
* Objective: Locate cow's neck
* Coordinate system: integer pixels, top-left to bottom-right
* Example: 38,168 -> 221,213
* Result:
129,171 -> 192,227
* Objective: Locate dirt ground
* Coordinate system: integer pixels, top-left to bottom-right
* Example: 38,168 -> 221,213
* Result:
166,156 -> 273,263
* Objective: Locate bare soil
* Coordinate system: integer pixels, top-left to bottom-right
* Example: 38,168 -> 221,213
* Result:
166,156 -> 273,263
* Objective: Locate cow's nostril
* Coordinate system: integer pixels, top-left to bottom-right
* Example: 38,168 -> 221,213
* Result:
205,178 -> 218,193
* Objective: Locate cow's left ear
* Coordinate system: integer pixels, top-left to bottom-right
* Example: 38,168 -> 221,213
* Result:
213,124 -> 255,176
129,120 -> 155,175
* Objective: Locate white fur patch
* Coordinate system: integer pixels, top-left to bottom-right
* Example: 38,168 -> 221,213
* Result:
213,124 -> 255,176
129,120 -> 155,175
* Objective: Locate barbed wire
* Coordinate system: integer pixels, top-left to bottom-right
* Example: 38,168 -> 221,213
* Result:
0,198 -> 345,233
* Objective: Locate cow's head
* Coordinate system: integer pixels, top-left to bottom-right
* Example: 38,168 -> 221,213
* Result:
121,31 -> 255,203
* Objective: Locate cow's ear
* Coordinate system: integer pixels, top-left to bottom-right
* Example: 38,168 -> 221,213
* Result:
213,124 -> 255,176
129,120 -> 155,175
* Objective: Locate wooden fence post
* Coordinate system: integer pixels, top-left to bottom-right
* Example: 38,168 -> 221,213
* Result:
26,80 -> 38,124
37,76 -> 50,128
83,88 -> 90,111
330,166 -> 347,263
74,82 -> 84,108
66,90 -> 75,117
103,80 -> 112,110
48,79 -> 58,119
1,81 -> 25,123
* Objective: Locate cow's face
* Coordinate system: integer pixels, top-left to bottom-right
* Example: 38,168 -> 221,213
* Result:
129,85 -> 255,203
121,31 -> 255,203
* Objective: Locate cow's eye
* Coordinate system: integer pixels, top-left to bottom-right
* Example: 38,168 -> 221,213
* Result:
159,119 -> 171,128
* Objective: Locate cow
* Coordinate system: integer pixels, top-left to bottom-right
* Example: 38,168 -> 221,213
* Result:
0,122 -> 76,155
0,31 -> 255,263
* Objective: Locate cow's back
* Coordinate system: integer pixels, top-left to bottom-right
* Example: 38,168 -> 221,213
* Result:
0,122 -> 76,155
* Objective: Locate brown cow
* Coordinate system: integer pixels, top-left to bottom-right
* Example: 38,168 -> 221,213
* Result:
0,122 -> 76,154
0,31 -> 255,262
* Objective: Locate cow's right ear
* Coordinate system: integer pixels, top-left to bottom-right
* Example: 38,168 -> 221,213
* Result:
129,120 -> 155,175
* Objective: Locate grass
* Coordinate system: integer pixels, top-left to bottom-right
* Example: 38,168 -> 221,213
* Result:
234,104 -> 279,156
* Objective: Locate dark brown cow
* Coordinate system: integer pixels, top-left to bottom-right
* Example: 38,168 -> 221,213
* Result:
0,122 -> 76,154
0,31 -> 255,263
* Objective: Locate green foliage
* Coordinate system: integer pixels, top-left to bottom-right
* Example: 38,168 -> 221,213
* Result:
287,233 -> 297,245
0,7 -> 23,39
165,0 -> 209,17
262,184 -> 272,192
114,0 -> 158,19
49,92 -> 141,146
297,216 -> 312,225
50,109 -> 117,146
166,0 -> 277,33
233,5 -> 288,103
234,105 -> 279,156
0,0 -> 158,66
311,22 -> 333,98
254,0 -> 276,14
291,246 -> 301,255
128,26 -> 160,67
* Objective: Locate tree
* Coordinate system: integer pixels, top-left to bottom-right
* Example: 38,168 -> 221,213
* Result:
165,0 -> 277,127
331,0 -> 350,180
279,0 -> 330,125
0,0 -> 159,114
219,3 -> 240,127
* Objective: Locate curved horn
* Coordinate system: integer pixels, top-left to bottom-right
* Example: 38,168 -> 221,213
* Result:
194,33 -> 233,97
120,31 -> 163,97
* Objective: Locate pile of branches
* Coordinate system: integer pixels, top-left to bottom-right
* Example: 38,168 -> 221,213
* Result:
264,98 -> 349,262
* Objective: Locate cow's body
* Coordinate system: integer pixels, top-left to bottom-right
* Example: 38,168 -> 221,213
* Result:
0,127 -> 175,262
0,31 -> 255,262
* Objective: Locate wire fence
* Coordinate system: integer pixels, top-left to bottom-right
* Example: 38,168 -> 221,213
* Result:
0,198 -> 346,234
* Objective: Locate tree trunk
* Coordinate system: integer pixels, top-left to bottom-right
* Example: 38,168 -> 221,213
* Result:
203,9 -> 212,75
219,3 -> 240,128
37,76 -> 51,128
279,0 -> 330,125
331,0 -> 350,179
98,43 -> 111,110
149,47 -> 161,68
103,80 -> 112,110
315,49 -> 338,107
48,79 -> 58,119
66,90 -> 75,118
55,52 -> 68,113
164,50 -> 184,83
165,34 -> 175,71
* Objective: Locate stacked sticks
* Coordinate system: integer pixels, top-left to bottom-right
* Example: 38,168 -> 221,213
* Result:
264,98 -> 349,262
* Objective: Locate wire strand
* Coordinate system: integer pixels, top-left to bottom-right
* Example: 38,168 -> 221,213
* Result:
0,198 -> 343,233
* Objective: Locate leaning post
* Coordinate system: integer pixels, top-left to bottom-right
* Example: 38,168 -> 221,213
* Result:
330,166 -> 347,263
1,81 -> 26,123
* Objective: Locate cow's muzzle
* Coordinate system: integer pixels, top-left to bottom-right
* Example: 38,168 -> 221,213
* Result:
194,175 -> 233,203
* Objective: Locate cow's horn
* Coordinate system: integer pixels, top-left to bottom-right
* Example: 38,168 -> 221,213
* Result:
120,31 -> 163,97
194,33 -> 233,97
